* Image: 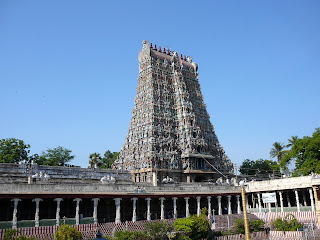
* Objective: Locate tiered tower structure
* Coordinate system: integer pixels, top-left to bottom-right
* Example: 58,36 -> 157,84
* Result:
114,40 -> 233,183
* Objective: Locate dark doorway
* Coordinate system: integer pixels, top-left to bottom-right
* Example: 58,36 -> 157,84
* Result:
195,176 -> 203,182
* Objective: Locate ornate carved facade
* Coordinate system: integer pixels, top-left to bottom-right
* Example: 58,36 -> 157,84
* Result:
114,40 -> 233,182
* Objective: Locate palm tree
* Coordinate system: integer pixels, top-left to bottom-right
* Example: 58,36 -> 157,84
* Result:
270,142 -> 285,164
89,153 -> 102,168
287,136 -> 298,148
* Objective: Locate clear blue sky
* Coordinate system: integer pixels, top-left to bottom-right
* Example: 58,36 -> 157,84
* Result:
1,1 -> 319,168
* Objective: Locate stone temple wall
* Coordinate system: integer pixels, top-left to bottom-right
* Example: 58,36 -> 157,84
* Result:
0,163 -> 131,184
114,40 -> 233,175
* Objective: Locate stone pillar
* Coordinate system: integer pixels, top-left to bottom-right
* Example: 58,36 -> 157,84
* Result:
207,196 -> 212,216
251,194 -> 255,209
196,196 -> 201,216
114,198 -> 122,223
217,196 -> 222,215
294,190 -> 300,212
309,188 -> 315,212
160,197 -> 165,220
73,198 -> 82,225
187,175 -> 191,183
227,195 -> 232,215
152,172 -> 157,186
173,197 -> 178,218
32,198 -> 42,227
286,191 -> 291,207
131,198 -> 138,222
268,203 -> 271,212
92,198 -> 100,224
257,193 -> 262,213
236,195 -> 241,214
145,198 -> 151,221
54,198 -> 63,226
279,191 -> 284,213
11,198 -> 21,229
184,197 -> 190,217
245,195 -> 249,210
303,191 -> 307,207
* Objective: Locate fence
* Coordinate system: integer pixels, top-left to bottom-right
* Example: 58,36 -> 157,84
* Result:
0,219 -> 176,239
253,211 -> 318,227
216,230 -> 320,240
0,213 -> 318,239
249,206 -> 313,213
0,217 -> 94,229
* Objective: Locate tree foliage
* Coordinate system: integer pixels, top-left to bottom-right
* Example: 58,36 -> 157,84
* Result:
270,142 -> 286,164
281,128 -> 320,176
39,146 -> 75,166
233,218 -> 265,234
146,220 -> 174,240
0,138 -> 30,163
89,152 -> 102,168
114,230 -> 149,240
101,150 -> 119,169
3,229 -> 35,240
88,150 -> 120,169
239,159 -> 280,176
271,214 -> 304,231
174,211 -> 211,240
55,225 -> 82,240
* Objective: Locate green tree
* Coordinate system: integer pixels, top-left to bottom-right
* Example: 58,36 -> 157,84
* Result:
271,214 -> 304,231
239,159 -> 255,175
55,225 -> 82,240
28,153 -> 47,165
270,142 -> 286,164
3,229 -> 35,240
0,138 -> 30,163
233,218 -> 265,234
114,230 -> 149,240
287,136 -> 298,148
146,220 -> 174,240
282,128 -> 320,176
239,159 -> 280,176
41,146 -> 75,166
89,152 -> 102,168
174,210 -> 211,240
101,150 -> 120,169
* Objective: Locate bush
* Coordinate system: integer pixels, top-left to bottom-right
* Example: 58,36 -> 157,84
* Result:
55,225 -> 82,240
146,220 -> 174,240
233,218 -> 265,234
3,229 -> 35,240
174,212 -> 211,240
213,230 -> 230,237
114,230 -> 149,240
271,214 -> 304,231
233,219 -> 246,234
250,219 -> 265,232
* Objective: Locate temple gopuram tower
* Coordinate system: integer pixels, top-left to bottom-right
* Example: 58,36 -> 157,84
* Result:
114,40 -> 233,183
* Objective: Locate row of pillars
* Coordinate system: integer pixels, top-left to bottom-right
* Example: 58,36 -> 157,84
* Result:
251,188 -> 315,212
100,195 -> 242,223
10,195 -> 240,228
